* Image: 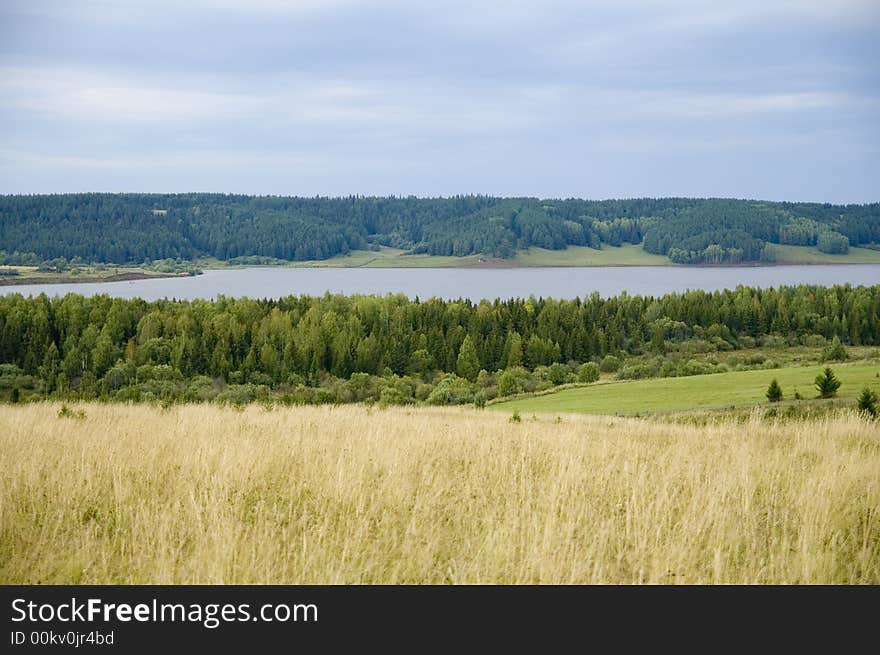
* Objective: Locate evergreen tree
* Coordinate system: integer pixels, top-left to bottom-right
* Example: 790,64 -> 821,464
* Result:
814,367 -> 841,399
766,378 -> 783,402
857,386 -> 878,418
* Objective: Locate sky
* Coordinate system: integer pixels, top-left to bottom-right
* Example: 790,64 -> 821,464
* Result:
0,0 -> 878,202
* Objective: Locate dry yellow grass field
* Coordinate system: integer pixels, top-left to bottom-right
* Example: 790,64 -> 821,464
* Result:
1,402 -> 878,584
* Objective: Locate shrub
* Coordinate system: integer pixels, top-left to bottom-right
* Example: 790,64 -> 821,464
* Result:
498,367 -> 532,397
497,370 -> 518,397
820,336 -> 848,363
617,359 -> 661,380
216,384 -> 270,406
738,336 -> 756,349
426,374 -> 474,405
678,359 -> 717,377
547,363 -> 569,385
801,334 -> 827,348
415,383 -> 434,402
379,386 -> 412,406
57,403 -> 86,419
314,388 -> 337,404
599,355 -> 621,373
185,376 -> 218,402
759,335 -> 786,348
476,369 -> 493,388
577,362 -> 600,384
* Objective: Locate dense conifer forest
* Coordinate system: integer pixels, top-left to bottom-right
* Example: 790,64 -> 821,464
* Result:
1,194 -> 877,265
1,284 -> 877,406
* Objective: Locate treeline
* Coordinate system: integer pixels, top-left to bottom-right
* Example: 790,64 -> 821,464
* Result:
1,194 -> 877,265
0,285 -> 878,405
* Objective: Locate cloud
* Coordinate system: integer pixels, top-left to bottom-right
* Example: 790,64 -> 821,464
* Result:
0,1 -> 876,200
0,67 -> 259,124
1,62 -> 855,139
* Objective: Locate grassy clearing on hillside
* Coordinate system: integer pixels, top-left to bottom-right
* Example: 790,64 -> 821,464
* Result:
200,242 -> 880,269
512,244 -> 671,266
198,248 -> 485,268
202,244 -> 668,268
0,264 -> 189,285
1,403 -> 877,584
491,362 -> 880,415
764,244 -> 880,264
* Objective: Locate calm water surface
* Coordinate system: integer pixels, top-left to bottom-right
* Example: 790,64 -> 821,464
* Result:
2,265 -> 879,301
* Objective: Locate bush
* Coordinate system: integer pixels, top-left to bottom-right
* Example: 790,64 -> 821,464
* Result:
216,384 -> 270,406
497,367 -> 532,397
379,386 -> 412,406
577,362 -> 600,383
599,355 -> 621,373
801,334 -> 827,348
314,388 -> 337,404
547,363 -> 569,385
426,374 -> 474,405
497,370 -> 519,397
738,336 -> 756,349
185,376 -> 218,402
820,336 -> 848,363
759,335 -> 786,348
617,360 -> 661,380
57,403 -> 86,419
678,359 -> 717,377
415,383 -> 434,401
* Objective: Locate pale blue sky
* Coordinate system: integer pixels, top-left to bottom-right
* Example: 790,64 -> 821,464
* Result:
1,0 -> 878,202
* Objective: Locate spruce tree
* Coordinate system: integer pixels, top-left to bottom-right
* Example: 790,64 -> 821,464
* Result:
814,367 -> 841,399
766,378 -> 783,402
857,386 -> 878,418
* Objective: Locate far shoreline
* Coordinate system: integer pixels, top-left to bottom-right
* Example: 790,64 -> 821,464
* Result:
0,271 -> 198,287
202,259 -> 880,271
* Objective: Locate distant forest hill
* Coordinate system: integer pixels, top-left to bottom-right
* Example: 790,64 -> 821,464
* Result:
1,194 -> 878,266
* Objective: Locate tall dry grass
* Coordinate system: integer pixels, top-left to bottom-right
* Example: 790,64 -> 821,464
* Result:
0,402 -> 877,584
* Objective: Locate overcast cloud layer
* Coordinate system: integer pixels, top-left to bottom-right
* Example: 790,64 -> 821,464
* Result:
1,0 -> 878,202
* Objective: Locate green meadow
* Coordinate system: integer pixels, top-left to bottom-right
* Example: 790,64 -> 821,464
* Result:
491,362 -> 880,415
201,243 -> 880,269
764,244 -> 880,265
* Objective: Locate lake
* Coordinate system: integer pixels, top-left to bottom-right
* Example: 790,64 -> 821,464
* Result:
2,265 -> 879,301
